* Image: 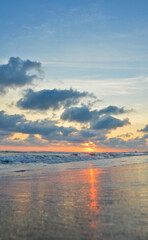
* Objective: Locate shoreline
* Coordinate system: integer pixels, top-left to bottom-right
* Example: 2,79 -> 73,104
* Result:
0,153 -> 148,177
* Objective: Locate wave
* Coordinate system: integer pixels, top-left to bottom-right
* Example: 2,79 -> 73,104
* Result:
0,151 -> 148,165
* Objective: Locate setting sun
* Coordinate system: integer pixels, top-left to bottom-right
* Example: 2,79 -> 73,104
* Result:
81,141 -> 97,152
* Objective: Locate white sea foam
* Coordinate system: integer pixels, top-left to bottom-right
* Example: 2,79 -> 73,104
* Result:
0,151 -> 147,166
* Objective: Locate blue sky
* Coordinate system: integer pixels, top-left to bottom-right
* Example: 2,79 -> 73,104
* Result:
1,0 -> 148,76
0,0 -> 148,151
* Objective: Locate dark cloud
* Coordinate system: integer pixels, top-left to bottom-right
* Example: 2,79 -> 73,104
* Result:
0,111 -> 91,145
116,133 -> 133,138
0,134 -> 47,147
17,88 -> 91,110
0,110 -> 146,149
0,110 -> 25,131
43,134 -> 85,144
139,124 -> 148,133
60,126 -> 78,137
0,57 -> 41,93
0,131 -> 12,141
0,131 -> 11,136
101,136 -> 148,149
143,134 -> 148,139
0,110 -> 77,139
42,127 -> 97,144
80,129 -> 97,138
22,134 -> 48,146
61,105 -> 131,123
61,106 -> 92,122
91,115 -> 130,130
97,105 -> 131,115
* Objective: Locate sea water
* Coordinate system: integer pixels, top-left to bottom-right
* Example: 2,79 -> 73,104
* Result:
0,150 -> 148,166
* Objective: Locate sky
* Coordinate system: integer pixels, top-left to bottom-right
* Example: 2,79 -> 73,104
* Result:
0,0 -> 148,152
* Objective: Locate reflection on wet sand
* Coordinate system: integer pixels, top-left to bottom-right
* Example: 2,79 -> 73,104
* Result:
0,163 -> 148,239
89,168 -> 100,228
87,168 -> 102,239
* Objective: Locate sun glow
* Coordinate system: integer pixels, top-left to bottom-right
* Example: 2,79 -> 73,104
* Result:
81,141 -> 97,152
9,133 -> 29,141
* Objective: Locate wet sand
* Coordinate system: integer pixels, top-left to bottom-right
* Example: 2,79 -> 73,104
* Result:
0,162 -> 148,240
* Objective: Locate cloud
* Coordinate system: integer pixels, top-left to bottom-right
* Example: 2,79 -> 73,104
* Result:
0,110 -> 146,149
0,57 -> 41,93
61,106 -> 92,122
0,110 -> 25,131
91,115 -> 130,130
17,88 -> 92,110
61,105 -> 131,123
21,134 -> 47,146
0,133 -> 47,147
0,110 -> 77,139
80,129 -> 97,138
116,133 -> 133,138
0,110 -> 95,146
0,131 -> 11,136
102,136 -> 148,150
139,124 -> 148,133
0,131 -> 12,140
97,105 -> 131,115
143,134 -> 148,139
61,105 -> 130,131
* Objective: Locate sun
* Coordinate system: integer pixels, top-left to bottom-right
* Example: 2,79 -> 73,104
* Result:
81,141 -> 96,152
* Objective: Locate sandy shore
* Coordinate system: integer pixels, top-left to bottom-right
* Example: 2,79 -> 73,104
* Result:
0,161 -> 148,240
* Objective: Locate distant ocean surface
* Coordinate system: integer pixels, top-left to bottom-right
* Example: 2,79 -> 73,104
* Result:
0,151 -> 148,168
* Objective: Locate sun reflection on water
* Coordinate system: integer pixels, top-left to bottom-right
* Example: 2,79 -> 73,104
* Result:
88,168 -> 101,229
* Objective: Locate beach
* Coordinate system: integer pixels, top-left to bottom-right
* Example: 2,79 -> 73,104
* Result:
0,154 -> 148,240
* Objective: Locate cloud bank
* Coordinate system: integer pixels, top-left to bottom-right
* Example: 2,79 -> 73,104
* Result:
0,108 -> 147,150
0,56 -> 147,150
0,111 -> 77,138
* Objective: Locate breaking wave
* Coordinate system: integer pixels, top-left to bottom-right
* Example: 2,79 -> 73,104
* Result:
0,151 -> 148,165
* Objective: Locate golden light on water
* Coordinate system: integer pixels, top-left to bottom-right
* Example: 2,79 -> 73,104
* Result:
88,168 -> 101,228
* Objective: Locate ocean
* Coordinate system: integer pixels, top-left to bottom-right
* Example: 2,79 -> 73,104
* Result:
0,150 -> 148,167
